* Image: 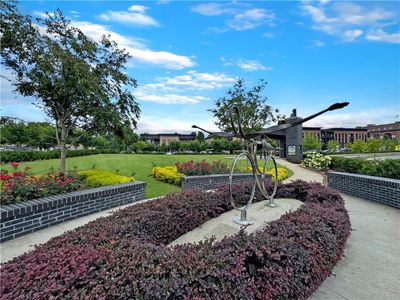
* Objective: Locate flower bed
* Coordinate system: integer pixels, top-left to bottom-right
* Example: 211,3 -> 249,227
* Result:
0,181 -> 351,299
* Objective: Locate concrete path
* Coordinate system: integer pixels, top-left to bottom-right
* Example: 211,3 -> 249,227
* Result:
170,198 -> 303,246
279,159 -> 400,300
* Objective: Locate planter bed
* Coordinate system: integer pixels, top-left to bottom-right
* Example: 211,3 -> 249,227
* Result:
328,171 -> 400,208
0,181 -> 351,299
0,181 -> 146,242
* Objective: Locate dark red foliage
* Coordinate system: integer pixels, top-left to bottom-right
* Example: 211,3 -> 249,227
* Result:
176,160 -> 230,176
0,180 -> 351,300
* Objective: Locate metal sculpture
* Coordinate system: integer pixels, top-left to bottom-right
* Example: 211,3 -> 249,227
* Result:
193,102 -> 349,225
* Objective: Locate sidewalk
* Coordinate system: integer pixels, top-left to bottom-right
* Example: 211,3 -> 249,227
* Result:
279,158 -> 400,300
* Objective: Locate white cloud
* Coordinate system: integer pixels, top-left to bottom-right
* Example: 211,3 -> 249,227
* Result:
136,93 -> 207,104
263,32 -> 274,38
72,21 -> 195,69
137,115 -> 218,133
191,2 -> 234,16
366,29 -> 400,44
315,40 -> 325,47
32,10 -> 54,18
135,71 -> 236,105
304,107 -> 398,128
300,1 -> 399,43
192,3 -> 275,32
222,58 -> 271,72
342,29 -> 363,42
100,5 -> 160,27
236,59 -> 270,72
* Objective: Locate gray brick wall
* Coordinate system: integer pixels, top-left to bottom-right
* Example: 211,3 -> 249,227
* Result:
182,173 -> 272,191
327,172 -> 400,209
0,181 -> 146,242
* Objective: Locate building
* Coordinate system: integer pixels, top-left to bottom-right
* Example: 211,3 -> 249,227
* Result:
302,127 -> 368,145
140,133 -> 197,145
367,121 -> 400,139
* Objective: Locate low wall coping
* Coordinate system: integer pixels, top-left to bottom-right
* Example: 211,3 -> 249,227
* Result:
328,171 -> 400,184
182,173 -> 264,180
0,181 -> 146,218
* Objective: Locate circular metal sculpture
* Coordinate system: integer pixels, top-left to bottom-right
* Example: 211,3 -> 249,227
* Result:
193,101 -> 349,226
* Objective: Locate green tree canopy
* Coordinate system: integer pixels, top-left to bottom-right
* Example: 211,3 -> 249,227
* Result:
0,1 -> 140,173
303,134 -> 322,151
208,78 -> 279,134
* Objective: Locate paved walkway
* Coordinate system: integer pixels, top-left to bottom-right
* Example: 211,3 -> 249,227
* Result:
1,160 -> 399,300
278,159 -> 400,300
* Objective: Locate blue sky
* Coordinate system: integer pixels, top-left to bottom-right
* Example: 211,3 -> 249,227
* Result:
1,0 -> 399,133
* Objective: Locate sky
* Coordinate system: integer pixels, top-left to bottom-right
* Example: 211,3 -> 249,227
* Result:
1,0 -> 399,133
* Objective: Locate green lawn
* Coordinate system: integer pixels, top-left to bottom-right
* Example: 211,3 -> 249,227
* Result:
1,154 -> 293,198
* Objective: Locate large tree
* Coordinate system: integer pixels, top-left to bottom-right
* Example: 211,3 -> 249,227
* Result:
208,78 -> 279,133
0,0 -> 140,174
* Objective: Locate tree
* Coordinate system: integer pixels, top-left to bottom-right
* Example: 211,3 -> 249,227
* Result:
303,134 -> 322,151
208,78 -> 279,133
327,140 -> 340,152
196,131 -> 205,141
0,1 -> 140,174
365,138 -> 381,154
351,139 -> 366,153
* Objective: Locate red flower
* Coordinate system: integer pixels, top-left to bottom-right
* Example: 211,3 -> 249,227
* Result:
12,171 -> 24,177
10,162 -> 19,168
0,174 -> 12,181
24,166 -> 31,171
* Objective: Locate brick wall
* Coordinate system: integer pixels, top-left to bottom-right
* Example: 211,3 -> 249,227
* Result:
0,181 -> 146,242
182,173 -> 272,191
327,172 -> 399,208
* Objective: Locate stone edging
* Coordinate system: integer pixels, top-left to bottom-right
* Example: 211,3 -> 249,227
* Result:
182,173 -> 272,191
0,181 -> 146,242
327,171 -> 399,208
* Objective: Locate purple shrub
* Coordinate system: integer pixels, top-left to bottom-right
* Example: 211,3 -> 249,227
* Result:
0,181 -> 351,299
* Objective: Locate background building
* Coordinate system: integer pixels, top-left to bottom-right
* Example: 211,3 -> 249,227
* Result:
140,133 -> 197,145
367,121 -> 400,139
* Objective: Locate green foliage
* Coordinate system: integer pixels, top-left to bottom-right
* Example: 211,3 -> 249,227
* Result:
303,134 -> 322,151
208,78 -> 279,133
365,138 -> 382,153
350,139 -> 366,153
330,157 -> 400,179
0,149 -> 118,163
326,140 -> 340,152
77,170 -> 134,188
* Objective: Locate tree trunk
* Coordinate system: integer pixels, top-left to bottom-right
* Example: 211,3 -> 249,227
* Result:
60,123 -> 67,176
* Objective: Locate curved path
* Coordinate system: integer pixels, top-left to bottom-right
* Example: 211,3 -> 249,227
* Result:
277,158 -> 400,300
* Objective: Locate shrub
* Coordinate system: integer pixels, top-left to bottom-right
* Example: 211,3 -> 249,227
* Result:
301,153 -> 332,170
0,149 -> 119,163
176,160 -> 230,176
246,166 -> 289,181
77,170 -> 134,188
0,163 -> 82,205
0,181 -> 350,299
152,166 -> 184,185
330,157 -> 400,179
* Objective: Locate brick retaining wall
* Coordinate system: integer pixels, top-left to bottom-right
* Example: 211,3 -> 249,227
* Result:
0,181 -> 146,242
327,172 -> 399,209
182,173 -> 272,191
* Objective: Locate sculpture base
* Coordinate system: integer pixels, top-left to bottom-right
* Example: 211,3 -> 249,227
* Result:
233,217 -> 254,226
266,202 -> 279,208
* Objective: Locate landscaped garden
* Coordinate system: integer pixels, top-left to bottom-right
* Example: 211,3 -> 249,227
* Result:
0,154 -> 293,199
0,180 -> 350,299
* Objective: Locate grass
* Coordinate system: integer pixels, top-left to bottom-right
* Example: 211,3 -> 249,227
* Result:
1,154 -> 293,198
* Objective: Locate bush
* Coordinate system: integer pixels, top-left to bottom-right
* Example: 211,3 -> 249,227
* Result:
176,160 -> 230,176
330,157 -> 400,179
0,163 -> 82,205
245,166 -> 289,181
77,170 -> 134,188
0,149 -> 119,163
301,153 -> 332,170
0,181 -> 350,299
152,166 -> 184,185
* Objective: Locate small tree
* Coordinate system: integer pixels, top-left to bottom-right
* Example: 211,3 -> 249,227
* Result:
196,131 -> 205,141
208,78 -> 279,133
303,134 -> 322,151
1,2 -> 140,174
327,140 -> 340,152
365,138 -> 381,154
351,139 -> 366,153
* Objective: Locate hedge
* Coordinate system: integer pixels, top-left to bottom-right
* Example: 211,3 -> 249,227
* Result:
77,170 -> 135,188
0,149 -> 119,163
330,157 -> 400,179
0,181 -> 351,299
